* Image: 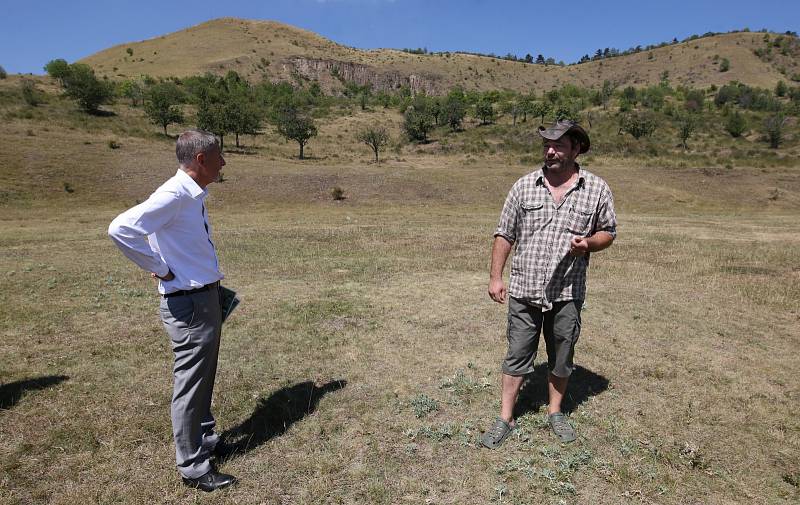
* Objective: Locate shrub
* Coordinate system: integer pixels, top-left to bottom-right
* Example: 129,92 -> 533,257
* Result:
725,110 -> 748,137
331,186 -> 345,200
108,140 -> 121,149
620,111 -> 659,139
0,65 -> 7,79
764,114 -> 787,148
20,80 -> 42,106
403,106 -> 433,142
720,58 -> 730,72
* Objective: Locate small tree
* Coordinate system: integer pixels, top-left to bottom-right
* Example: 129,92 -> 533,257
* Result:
61,63 -> 113,113
684,89 -> 705,113
775,80 -> 788,97
197,100 -> 229,151
725,110 -> 748,137
675,114 -> 696,149
403,106 -> 433,142
443,92 -> 466,131
356,126 -> 390,163
764,113 -> 787,148
620,112 -> 659,139
118,79 -> 144,107
474,97 -> 495,125
275,107 -> 317,159
44,59 -> 70,85
529,101 -> 552,124
719,58 -> 730,72
144,82 -> 184,136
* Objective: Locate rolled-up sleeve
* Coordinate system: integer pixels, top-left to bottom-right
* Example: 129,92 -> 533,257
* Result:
494,189 -> 519,243
594,186 -> 617,238
108,191 -> 181,276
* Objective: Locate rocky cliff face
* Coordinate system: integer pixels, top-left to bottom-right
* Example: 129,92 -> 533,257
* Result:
285,57 -> 440,94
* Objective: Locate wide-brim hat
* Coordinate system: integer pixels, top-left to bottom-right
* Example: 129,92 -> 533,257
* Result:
538,120 -> 590,154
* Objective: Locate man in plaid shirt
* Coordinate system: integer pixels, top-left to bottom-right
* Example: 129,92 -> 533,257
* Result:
481,120 -> 617,448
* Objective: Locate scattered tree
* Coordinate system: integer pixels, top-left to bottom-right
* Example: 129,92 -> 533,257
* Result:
529,101 -> 552,124
764,113 -> 787,148
356,126 -> 390,163
474,97 -> 495,125
144,82 -> 184,136
725,110 -> 748,137
775,80 -> 787,97
61,63 -> 114,113
275,106 -> 317,159
44,59 -> 70,85
118,79 -> 144,106
619,112 -> 659,139
403,106 -> 433,142
675,114 -> 696,149
443,92 -> 466,131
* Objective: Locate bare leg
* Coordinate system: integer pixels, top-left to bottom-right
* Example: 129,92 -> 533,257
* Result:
547,373 -> 568,415
500,373 -> 525,424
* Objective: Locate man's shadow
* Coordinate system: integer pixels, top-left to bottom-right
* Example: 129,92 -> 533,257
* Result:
514,364 -> 608,417
0,375 -> 69,409
221,379 -> 346,458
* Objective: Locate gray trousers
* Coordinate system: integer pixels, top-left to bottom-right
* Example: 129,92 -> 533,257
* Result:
159,286 -> 222,479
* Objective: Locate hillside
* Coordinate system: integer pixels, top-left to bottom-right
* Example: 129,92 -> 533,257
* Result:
80,18 -> 799,95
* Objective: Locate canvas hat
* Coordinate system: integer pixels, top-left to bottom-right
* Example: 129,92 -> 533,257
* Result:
538,120 -> 590,154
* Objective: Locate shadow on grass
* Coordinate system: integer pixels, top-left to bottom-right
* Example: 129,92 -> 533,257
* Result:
514,364 -> 608,417
221,379 -> 347,457
0,375 -> 69,409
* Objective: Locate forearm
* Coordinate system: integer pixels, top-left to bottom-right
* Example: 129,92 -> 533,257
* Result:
490,236 -> 513,279
108,220 -> 170,276
586,231 -> 614,253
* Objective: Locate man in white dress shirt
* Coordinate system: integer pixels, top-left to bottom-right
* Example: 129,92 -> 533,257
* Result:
108,130 -> 236,492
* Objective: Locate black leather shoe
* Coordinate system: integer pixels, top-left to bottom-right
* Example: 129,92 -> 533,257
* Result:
212,441 -> 239,460
182,470 -> 237,492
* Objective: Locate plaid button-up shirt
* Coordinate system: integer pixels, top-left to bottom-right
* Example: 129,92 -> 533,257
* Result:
494,165 -> 617,311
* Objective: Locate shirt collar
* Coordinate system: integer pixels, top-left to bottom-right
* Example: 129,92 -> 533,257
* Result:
175,169 -> 207,199
535,163 -> 584,188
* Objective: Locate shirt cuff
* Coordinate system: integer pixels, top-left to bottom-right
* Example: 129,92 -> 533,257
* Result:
494,231 -> 516,243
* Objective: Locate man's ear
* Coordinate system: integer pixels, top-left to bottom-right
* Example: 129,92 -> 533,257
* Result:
195,151 -> 206,166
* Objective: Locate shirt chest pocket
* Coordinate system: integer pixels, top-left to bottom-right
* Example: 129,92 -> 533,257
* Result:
566,203 -> 595,236
520,200 -> 548,233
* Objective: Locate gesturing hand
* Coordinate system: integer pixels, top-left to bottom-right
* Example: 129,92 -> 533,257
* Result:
569,237 -> 590,257
152,269 -> 175,281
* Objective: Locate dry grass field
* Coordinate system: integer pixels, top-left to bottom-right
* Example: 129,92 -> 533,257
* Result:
0,77 -> 799,505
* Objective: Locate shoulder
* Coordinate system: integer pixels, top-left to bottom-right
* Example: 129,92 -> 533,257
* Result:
579,169 -> 612,194
510,170 -> 543,193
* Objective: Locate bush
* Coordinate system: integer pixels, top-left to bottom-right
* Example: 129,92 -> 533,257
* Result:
0,65 -> 6,79
108,140 -> 121,149
61,63 -> 114,113
725,110 -> 748,137
720,58 -> 730,72
764,114 -> 787,148
331,186 -> 345,200
403,106 -> 433,142
20,80 -> 42,106
620,111 -> 659,139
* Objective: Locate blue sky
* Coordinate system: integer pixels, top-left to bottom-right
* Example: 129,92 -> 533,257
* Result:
2,0 -> 798,74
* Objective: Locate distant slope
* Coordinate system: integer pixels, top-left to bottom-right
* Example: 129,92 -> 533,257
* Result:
81,18 -> 799,94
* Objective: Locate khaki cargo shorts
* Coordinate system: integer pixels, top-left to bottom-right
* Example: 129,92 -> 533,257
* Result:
502,297 -> 582,378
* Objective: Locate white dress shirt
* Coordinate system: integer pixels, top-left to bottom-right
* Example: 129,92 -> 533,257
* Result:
108,169 -> 223,295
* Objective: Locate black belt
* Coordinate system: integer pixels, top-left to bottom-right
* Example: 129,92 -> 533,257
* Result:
163,281 -> 219,298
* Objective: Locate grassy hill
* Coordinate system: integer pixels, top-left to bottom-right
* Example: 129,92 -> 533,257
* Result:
80,18 -> 799,94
